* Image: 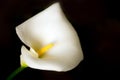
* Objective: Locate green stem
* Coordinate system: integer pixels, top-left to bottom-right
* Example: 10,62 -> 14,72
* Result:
7,66 -> 27,80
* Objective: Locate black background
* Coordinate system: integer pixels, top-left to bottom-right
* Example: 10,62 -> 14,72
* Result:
0,0 -> 120,80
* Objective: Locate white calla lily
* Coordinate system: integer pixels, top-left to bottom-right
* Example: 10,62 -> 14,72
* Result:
16,2 -> 83,72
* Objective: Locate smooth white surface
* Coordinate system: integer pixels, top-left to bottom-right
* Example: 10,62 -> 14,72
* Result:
16,2 -> 83,71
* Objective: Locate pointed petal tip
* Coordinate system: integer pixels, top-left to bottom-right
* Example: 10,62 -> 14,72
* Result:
49,2 -> 60,7
43,2 -> 62,13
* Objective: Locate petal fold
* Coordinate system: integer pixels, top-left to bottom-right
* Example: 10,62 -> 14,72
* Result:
17,2 -> 84,71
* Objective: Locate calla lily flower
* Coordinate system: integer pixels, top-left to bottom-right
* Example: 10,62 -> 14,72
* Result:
16,2 -> 83,72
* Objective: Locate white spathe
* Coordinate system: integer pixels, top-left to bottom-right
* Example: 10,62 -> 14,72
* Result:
16,2 -> 84,72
